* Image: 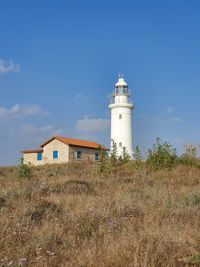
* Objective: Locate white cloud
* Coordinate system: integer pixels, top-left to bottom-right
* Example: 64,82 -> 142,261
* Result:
166,107 -> 182,123
0,104 -> 49,122
73,94 -> 89,104
0,103 -> 64,165
20,124 -> 63,137
137,108 -> 183,125
167,107 -> 174,114
76,116 -> 110,133
0,122 -> 64,165
170,116 -> 182,123
0,59 -> 20,74
136,114 -> 165,124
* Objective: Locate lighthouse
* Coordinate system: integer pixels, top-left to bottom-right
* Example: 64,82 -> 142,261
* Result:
109,76 -> 134,158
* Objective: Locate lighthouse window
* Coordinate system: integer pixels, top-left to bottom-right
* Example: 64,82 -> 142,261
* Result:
119,142 -> 122,147
119,114 -> 122,119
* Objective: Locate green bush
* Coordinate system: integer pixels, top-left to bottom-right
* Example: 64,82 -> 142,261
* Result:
179,144 -> 200,167
184,192 -> 200,207
147,137 -> 177,170
119,146 -> 131,164
98,146 -> 109,173
17,159 -> 32,180
178,253 -> 200,264
110,139 -> 118,166
133,145 -> 143,168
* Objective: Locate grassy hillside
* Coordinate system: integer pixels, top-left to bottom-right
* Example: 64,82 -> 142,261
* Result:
1,162 -> 200,266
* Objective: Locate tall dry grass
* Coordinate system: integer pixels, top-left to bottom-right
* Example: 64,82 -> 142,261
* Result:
1,162 -> 200,266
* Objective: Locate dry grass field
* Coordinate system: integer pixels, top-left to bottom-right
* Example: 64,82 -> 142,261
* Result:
1,162 -> 200,266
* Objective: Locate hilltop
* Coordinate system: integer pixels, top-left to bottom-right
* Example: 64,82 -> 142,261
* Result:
1,161 -> 200,266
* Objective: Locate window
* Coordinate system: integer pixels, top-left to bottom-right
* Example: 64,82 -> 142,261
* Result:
37,153 -> 42,161
53,150 -> 58,159
119,142 -> 122,147
95,153 -> 99,161
119,114 -> 122,119
119,88 -> 123,94
77,151 -> 81,159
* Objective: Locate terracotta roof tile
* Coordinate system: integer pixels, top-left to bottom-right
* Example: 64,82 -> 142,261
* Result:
40,136 -> 108,150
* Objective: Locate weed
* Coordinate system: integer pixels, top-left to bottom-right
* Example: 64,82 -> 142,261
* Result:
179,144 -> 200,168
147,137 -> 177,170
17,159 -> 32,180
30,200 -> 62,223
110,139 -> 118,166
52,180 -> 95,195
178,253 -> 200,264
119,146 -> 131,164
74,212 -> 102,240
1,162 -> 200,266
184,192 -> 200,207
0,197 -> 6,207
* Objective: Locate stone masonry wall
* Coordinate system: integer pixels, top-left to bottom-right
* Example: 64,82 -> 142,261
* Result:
69,146 -> 100,162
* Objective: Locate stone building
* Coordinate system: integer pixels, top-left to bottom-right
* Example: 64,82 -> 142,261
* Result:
22,136 -> 106,166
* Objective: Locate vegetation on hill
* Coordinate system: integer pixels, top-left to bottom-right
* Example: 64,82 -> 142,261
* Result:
0,140 -> 200,266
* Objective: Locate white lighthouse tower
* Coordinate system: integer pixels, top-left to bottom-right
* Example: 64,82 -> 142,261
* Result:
109,75 -> 134,158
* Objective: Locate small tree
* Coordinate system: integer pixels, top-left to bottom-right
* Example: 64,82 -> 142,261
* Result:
110,139 -> 118,166
119,146 -> 130,164
17,158 -> 32,180
179,144 -> 200,167
147,137 -> 177,170
134,145 -> 142,168
98,146 -> 108,173
134,146 -> 142,162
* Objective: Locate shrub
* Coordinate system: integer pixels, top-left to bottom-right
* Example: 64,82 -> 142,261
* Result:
30,200 -> 62,223
47,166 -> 62,177
0,197 -> 6,208
17,159 -> 32,180
52,180 -> 95,195
110,139 -> 118,166
76,214 -> 101,239
133,145 -> 143,169
119,146 -> 131,164
178,253 -> 200,264
98,146 -> 109,173
184,192 -> 200,207
147,137 -> 177,170
179,144 -> 200,167
134,146 -> 142,161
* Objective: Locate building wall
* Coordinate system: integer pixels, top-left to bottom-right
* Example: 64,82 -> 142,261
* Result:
23,153 -> 44,166
69,146 -> 100,162
23,139 -> 69,166
42,139 -> 69,164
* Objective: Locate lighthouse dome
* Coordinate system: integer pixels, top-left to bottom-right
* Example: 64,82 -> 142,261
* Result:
115,76 -> 128,87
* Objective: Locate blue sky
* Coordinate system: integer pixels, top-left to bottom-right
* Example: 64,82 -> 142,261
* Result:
0,0 -> 200,165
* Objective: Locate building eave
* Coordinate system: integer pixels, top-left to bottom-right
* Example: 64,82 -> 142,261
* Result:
21,149 -> 43,154
40,136 -> 108,150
